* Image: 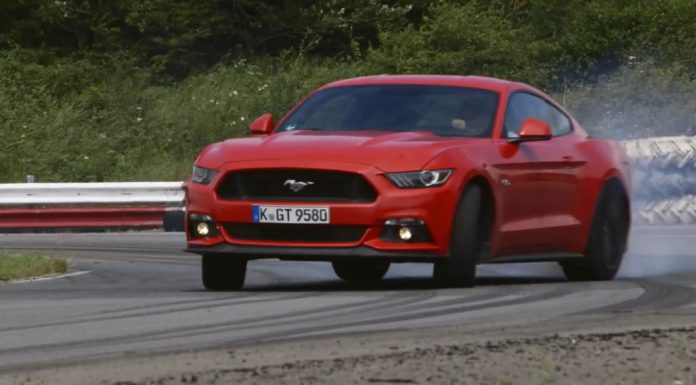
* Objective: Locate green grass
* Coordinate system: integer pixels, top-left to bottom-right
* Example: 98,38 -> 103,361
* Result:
0,252 -> 69,282
0,51 -> 369,183
1,50 -> 695,183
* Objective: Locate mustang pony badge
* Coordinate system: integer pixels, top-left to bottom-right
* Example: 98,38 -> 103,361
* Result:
283,179 -> 314,193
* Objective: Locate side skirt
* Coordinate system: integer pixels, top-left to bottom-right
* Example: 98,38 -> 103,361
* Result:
483,252 -> 584,264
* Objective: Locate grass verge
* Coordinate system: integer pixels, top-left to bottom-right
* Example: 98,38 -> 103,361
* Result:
0,252 -> 69,282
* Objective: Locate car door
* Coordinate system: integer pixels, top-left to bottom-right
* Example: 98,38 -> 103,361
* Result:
491,92 -> 583,256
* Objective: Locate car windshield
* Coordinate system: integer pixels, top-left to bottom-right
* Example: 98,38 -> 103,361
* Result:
275,85 -> 499,137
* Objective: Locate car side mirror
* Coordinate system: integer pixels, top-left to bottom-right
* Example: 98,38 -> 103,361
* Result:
249,113 -> 275,135
510,118 -> 552,143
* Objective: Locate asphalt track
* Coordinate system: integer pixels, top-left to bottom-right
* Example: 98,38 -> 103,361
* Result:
1,226 -> 696,374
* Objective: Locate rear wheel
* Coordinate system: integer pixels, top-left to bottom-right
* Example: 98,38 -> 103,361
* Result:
332,260 -> 390,283
433,184 -> 483,288
202,254 -> 247,290
561,183 -> 629,281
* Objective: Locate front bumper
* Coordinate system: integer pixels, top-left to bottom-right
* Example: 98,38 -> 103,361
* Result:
185,160 -> 461,259
184,243 -> 445,262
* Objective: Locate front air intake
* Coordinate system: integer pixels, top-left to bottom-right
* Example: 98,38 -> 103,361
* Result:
224,223 -> 366,243
216,169 -> 377,202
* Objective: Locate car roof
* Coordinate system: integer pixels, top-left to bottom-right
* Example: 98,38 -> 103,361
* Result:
320,74 -> 527,93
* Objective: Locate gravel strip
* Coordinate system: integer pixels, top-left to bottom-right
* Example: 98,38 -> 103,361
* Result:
110,327 -> 696,385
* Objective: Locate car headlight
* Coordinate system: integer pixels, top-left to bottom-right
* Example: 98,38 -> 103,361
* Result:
385,169 -> 453,188
191,166 -> 218,185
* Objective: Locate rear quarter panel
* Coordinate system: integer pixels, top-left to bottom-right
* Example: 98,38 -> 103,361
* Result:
571,138 -> 631,252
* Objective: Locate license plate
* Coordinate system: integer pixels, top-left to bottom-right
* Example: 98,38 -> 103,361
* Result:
252,205 -> 330,224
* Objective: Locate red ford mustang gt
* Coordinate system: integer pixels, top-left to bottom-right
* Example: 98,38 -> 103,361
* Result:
185,75 -> 631,290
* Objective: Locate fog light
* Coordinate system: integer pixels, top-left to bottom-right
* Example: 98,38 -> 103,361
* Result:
381,218 -> 431,243
196,222 -> 210,236
398,226 -> 413,241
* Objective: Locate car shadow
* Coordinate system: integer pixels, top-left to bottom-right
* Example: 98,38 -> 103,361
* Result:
242,275 -> 568,292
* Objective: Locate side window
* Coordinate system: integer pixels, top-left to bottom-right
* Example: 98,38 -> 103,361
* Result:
503,92 -> 572,138
503,93 -> 545,139
547,105 -> 572,136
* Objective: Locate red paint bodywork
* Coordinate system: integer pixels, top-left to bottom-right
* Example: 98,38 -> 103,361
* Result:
0,207 -> 168,230
186,75 -> 631,261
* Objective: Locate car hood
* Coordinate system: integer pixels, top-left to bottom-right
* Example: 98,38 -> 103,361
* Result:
198,130 -> 477,172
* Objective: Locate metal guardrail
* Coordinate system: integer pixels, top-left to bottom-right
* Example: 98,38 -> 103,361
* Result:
0,182 -> 184,206
0,182 -> 185,231
0,135 -> 695,231
622,136 -> 696,225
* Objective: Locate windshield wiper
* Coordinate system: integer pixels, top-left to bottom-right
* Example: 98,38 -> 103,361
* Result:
294,127 -> 326,131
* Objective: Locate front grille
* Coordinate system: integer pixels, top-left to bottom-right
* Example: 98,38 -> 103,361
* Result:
224,223 -> 366,243
216,169 -> 377,202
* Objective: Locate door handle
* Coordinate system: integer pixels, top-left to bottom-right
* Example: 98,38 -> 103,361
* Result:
562,155 -> 575,169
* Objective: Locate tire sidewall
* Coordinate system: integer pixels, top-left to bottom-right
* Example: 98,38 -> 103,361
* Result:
433,184 -> 482,287
332,260 -> 390,282
202,254 -> 247,290
585,185 -> 628,279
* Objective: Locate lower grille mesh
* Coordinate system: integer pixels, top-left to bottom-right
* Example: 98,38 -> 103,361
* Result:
224,223 -> 366,243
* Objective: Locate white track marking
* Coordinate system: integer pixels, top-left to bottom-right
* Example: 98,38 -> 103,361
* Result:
3,270 -> 91,285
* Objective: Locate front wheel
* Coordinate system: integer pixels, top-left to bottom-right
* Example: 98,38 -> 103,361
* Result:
332,260 -> 390,283
433,184 -> 483,288
202,254 -> 247,290
561,184 -> 629,281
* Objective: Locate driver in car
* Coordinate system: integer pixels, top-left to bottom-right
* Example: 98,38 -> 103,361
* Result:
450,99 -> 491,137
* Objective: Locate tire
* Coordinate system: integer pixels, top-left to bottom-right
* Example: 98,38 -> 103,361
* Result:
332,260 -> 390,283
163,210 -> 185,232
433,184 -> 482,288
202,254 -> 247,290
561,184 -> 629,281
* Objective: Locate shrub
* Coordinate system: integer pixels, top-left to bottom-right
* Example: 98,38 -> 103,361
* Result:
0,51 -> 368,182
368,2 -> 556,87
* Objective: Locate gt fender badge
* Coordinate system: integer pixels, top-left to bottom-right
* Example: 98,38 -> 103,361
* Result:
283,179 -> 314,193
501,178 -> 511,187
